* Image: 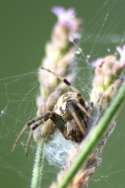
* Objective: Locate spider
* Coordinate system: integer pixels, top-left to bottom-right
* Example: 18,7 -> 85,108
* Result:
12,67 -> 92,152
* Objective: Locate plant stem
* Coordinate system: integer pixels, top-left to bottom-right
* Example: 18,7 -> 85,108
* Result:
30,141 -> 45,188
58,82 -> 125,188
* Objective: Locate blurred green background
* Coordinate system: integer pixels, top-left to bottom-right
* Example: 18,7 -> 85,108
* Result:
0,0 -> 125,187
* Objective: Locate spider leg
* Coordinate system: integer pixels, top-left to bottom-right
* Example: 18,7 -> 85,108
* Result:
41,66 -> 79,93
11,124 -> 28,152
12,112 -> 65,152
77,103 -> 91,118
25,130 -> 33,155
31,111 -> 65,133
67,101 -> 86,134
27,116 -> 45,127
11,112 -> 50,152
69,106 -> 86,134
27,112 -> 52,131
11,115 -> 47,152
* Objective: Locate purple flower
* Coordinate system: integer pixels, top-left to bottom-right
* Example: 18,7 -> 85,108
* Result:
51,6 -> 77,31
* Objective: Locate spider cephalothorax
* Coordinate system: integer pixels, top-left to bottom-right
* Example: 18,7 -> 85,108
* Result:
53,91 -> 90,142
12,67 -> 91,152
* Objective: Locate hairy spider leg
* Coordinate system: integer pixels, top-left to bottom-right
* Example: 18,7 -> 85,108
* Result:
77,103 -> 91,118
67,101 -> 86,134
41,66 -> 79,93
25,130 -> 33,155
11,124 -> 28,152
31,112 -> 66,135
11,115 -> 46,152
27,116 -> 45,126
12,111 -> 66,152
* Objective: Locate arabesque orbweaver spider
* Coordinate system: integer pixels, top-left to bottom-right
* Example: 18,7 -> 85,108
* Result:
12,67 -> 92,152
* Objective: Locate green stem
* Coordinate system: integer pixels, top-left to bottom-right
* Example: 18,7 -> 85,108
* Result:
30,141 -> 45,188
58,82 -> 125,188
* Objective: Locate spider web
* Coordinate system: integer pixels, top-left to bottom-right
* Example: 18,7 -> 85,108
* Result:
0,1 -> 125,188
